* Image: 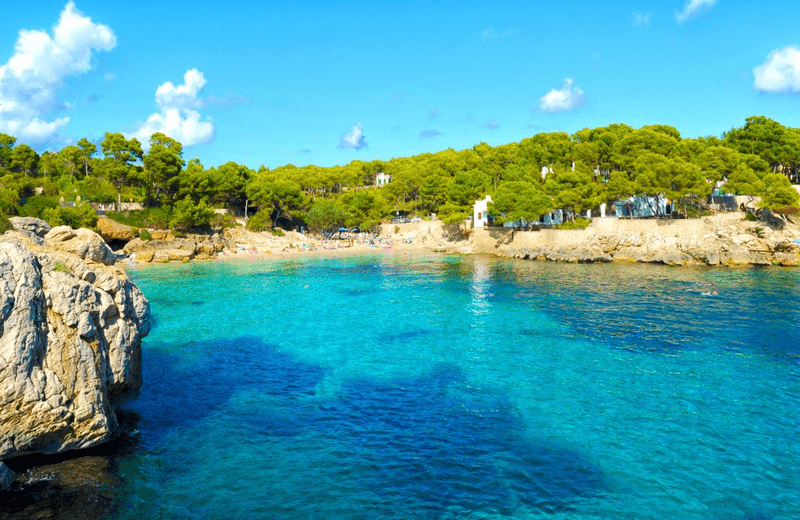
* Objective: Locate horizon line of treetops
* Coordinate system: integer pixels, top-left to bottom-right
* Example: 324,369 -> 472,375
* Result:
1,115 -> 799,235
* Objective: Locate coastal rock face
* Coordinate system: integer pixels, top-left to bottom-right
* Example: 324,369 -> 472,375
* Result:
501,213 -> 800,267
8,217 -> 51,244
0,226 -> 149,472
96,215 -> 136,243
124,234 -> 228,262
44,226 -> 117,266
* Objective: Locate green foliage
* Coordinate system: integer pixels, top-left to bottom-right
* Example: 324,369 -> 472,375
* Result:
3,115 -> 800,231
758,172 -> 800,211
79,176 -> 117,203
306,198 -> 349,236
246,176 -> 307,229
105,207 -> 171,229
140,228 -> 153,241
142,132 -> 184,205
489,181 -> 553,224
212,212 -> 240,230
43,203 -> 98,230
270,228 -> 285,237
18,196 -> 59,219
245,210 -> 272,232
555,217 -> 591,230
170,196 -> 214,232
0,186 -> 20,215
54,262 -> 69,273
0,134 -> 16,169
0,212 -> 11,233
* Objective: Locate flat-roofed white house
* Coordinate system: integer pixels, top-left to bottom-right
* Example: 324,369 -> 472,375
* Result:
375,172 -> 392,187
473,195 -> 493,228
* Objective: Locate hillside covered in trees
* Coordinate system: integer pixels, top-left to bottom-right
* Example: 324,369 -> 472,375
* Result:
1,115 -> 799,236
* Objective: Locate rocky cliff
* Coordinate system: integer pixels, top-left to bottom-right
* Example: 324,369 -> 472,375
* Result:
0,219 -> 149,487
458,212 -> 800,267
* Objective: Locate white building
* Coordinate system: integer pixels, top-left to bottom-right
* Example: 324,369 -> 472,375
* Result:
473,195 -> 493,228
375,172 -> 392,187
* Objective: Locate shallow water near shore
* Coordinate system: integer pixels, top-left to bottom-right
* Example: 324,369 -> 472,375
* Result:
74,255 -> 800,517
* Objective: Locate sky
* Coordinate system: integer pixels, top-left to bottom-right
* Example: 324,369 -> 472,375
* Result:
1,0 -> 800,170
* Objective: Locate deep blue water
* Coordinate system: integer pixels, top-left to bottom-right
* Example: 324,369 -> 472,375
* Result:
113,254 -> 800,519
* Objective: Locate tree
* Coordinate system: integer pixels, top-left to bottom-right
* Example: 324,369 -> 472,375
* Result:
0,134 -> 16,169
170,195 -> 214,231
142,132 -> 184,205
100,132 -> 143,208
77,138 -> 97,178
724,116 -> 800,182
759,172 -> 800,211
544,163 -> 603,218
57,145 -> 83,178
246,177 -> 306,229
212,161 -> 251,213
488,181 -> 553,224
306,198 -> 349,236
11,144 -> 39,176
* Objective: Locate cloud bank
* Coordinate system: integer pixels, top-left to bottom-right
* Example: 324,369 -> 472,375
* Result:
539,78 -> 586,113
676,0 -> 716,23
132,68 -> 215,147
339,123 -> 367,150
753,45 -> 800,93
0,1 -> 116,143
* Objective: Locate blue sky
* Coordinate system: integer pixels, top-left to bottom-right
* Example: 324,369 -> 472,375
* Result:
1,0 -> 799,170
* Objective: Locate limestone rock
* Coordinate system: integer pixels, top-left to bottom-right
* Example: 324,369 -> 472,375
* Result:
0,233 -> 149,461
44,226 -> 116,266
124,235 -> 228,262
9,217 -> 51,242
96,216 -> 136,242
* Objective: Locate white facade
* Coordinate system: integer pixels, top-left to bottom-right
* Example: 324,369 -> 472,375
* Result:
473,195 -> 493,228
375,172 -> 392,187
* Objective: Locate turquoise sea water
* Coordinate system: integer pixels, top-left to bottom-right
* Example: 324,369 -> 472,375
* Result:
113,254 -> 799,519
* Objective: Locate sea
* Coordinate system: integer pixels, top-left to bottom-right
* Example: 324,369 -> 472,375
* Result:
7,253 -> 800,519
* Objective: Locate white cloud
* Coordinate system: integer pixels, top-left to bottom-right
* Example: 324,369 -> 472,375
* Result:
339,123 -> 367,150
483,119 -> 499,130
676,0 -> 716,23
0,1 -> 115,143
753,45 -> 800,94
539,78 -> 586,113
132,68 -> 215,147
632,12 -> 653,27
419,128 -> 441,138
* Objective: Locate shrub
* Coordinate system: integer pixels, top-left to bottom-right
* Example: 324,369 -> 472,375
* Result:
105,207 -> 172,230
170,196 -> 214,232
246,210 -> 271,232
0,212 -> 11,233
43,203 -> 98,230
270,228 -> 285,237
140,228 -> 153,241
18,195 -> 58,219
556,217 -> 591,230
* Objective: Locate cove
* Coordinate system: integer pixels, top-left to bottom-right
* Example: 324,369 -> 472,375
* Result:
107,254 -> 800,519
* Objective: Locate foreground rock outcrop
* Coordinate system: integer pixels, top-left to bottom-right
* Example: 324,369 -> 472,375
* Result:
0,221 -> 149,488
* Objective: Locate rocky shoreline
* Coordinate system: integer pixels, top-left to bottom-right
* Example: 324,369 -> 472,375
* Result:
0,218 -> 149,504
93,211 -> 800,268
